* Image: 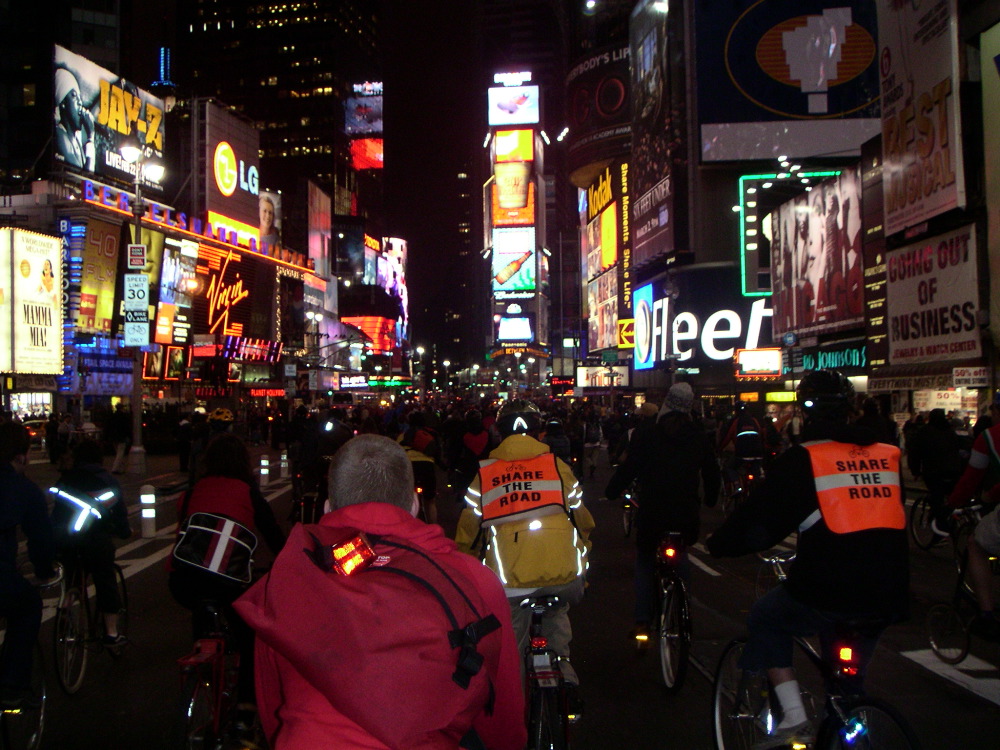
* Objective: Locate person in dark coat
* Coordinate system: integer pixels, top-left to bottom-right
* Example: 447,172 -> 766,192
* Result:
605,382 -> 721,637
907,408 -> 968,517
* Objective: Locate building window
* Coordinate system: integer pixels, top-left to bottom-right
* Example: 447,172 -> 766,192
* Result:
22,84 -> 35,107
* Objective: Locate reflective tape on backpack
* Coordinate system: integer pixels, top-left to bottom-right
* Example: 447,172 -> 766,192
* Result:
478,453 -> 566,526
803,440 -> 905,534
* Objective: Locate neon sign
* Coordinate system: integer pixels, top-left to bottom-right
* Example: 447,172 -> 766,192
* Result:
205,250 -> 249,336
213,141 -> 258,197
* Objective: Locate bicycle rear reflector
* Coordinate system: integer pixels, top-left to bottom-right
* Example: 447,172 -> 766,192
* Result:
837,645 -> 859,676
531,636 -> 548,649
330,533 -> 376,576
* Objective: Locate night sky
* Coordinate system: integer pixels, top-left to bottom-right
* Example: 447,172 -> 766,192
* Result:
383,3 -> 480,355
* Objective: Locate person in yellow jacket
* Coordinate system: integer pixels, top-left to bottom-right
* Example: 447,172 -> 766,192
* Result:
456,399 -> 594,698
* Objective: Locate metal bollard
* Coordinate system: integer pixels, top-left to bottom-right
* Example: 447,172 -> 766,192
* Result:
140,484 -> 156,538
259,455 -> 270,487
280,450 -> 289,479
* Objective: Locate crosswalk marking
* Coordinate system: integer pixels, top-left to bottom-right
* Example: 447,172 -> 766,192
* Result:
901,649 -> 1000,706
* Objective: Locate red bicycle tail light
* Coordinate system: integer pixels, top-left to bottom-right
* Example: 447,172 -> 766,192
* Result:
330,533 -> 376,576
838,646 -> 853,663
531,636 -> 548,649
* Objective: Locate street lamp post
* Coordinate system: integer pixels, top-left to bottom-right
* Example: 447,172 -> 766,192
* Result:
442,360 -> 451,394
119,141 -> 164,476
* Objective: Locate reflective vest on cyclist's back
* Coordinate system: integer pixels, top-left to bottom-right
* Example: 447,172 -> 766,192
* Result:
802,440 -> 905,534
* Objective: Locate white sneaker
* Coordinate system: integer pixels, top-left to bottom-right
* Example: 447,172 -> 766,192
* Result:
752,720 -> 815,749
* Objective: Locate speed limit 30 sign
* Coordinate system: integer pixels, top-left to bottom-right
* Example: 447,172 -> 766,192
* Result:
124,274 -> 149,311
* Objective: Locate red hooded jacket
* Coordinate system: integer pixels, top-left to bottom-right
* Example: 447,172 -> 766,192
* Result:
234,502 -> 525,750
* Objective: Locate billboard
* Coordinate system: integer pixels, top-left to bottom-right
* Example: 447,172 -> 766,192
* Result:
491,182 -> 535,227
78,218 -> 121,334
632,267 -> 774,372
203,100 -> 260,231
769,166 -> 864,337
630,0 -> 678,265
695,2 -> 880,162
381,237 -> 409,340
53,45 -> 165,189
492,227 -> 536,297
984,23 -> 1000,347
350,138 -> 384,170
154,237 -> 198,346
496,313 -> 535,343
582,165 -> 621,281
341,315 -> 396,354
566,44 -> 631,180
487,85 -> 540,126
259,190 -> 283,251
0,230 -> 64,374
494,129 -> 534,163
885,225 -> 980,365
191,244 -> 277,340
588,267 -> 618,353
878,0 -> 965,235
344,96 -> 383,135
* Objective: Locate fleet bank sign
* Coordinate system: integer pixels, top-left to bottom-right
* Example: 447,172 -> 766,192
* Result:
632,281 -> 773,370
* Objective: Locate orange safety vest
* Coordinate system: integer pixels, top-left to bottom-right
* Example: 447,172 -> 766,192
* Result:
478,452 -> 566,526
803,440 -> 905,534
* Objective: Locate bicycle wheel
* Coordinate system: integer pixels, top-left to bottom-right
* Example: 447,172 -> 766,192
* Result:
0,642 -> 46,750
176,665 -> 217,750
953,523 -> 976,597
712,640 -> 770,750
909,496 -> 941,551
53,587 -> 88,694
528,686 -> 568,750
817,697 -> 921,749
658,579 -> 689,691
927,602 -> 970,665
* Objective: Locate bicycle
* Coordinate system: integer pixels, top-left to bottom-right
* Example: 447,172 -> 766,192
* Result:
520,595 -> 575,750
636,532 -> 691,692
927,504 -> 1000,664
52,554 -> 128,694
0,565 -> 63,750
721,457 -> 764,515
175,601 -> 262,750
713,556 -> 921,750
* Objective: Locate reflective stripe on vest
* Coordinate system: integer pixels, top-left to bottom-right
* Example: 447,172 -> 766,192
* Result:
478,452 -> 565,526
803,440 -> 905,534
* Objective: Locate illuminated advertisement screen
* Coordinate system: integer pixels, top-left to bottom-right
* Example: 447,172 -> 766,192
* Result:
487,85 -> 540,126
142,349 -> 163,380
204,100 -> 261,230
0,232 -> 10,371
494,129 -> 534,163
491,183 -> 535,227
155,237 -> 198,346
191,244 -> 277,340
735,348 -> 782,377
344,96 -> 383,135
220,336 -> 284,362
165,346 -> 186,380
769,166 -> 863,337
351,138 -> 384,170
496,314 -> 535,342
258,190 -> 282,251
588,267 -> 619,353
381,237 -> 409,336
584,202 -> 618,280
341,315 -> 395,354
7,231 -> 63,374
78,217 -> 121,334
492,227 -> 536,295
53,45 -> 165,190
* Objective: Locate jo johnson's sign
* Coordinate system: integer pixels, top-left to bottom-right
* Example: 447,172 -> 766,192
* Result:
632,281 -> 773,370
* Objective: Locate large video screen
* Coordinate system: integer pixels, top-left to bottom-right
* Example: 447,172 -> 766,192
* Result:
344,96 -> 384,135
155,237 -> 198,346
351,138 -> 384,170
487,86 -> 540,126
769,166 -> 863,337
53,45 -> 165,190
588,268 -> 619,353
494,129 -> 534,163
492,227 -> 536,295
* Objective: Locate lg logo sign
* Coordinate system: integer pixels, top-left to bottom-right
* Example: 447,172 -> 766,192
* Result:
214,141 -> 259,198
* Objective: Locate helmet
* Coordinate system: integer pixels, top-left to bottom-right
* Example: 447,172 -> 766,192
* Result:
544,418 -> 564,435
496,399 -> 543,437
208,407 -> 234,423
797,369 -> 854,421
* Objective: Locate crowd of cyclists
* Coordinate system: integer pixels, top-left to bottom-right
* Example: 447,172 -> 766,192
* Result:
0,369 -> 998,747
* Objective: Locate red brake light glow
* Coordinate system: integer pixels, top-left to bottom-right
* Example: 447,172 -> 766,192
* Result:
839,646 -> 853,662
330,533 -> 376,576
531,636 -> 548,649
